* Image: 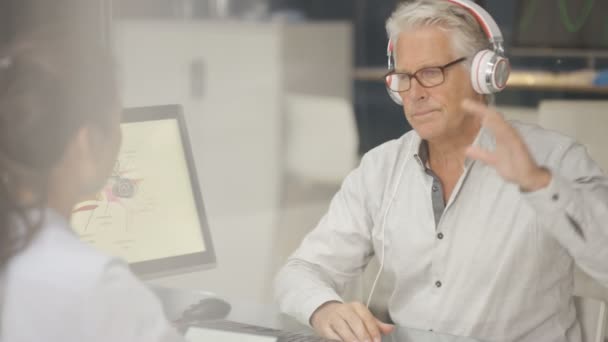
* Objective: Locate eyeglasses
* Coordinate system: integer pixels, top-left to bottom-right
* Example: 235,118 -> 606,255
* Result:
385,57 -> 467,92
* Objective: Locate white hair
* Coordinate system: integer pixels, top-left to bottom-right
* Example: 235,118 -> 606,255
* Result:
386,0 -> 495,103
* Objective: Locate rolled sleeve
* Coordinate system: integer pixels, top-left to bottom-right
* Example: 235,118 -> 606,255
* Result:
523,142 -> 608,286
299,291 -> 344,327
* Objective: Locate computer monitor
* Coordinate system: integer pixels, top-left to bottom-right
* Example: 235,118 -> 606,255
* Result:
512,0 -> 608,50
71,104 -> 216,278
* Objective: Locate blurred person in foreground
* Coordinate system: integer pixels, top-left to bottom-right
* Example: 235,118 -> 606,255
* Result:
0,30 -> 186,341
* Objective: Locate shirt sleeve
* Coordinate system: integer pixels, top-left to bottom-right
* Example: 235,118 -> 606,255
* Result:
82,259 -> 186,342
274,149 -> 387,326
523,142 -> 608,286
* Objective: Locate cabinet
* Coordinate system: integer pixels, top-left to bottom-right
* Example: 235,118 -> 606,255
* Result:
113,19 -> 352,301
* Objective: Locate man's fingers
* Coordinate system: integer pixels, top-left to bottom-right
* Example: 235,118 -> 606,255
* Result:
352,303 -> 382,342
330,317 -> 359,342
339,308 -> 373,342
461,99 -> 489,120
312,302 -> 392,342
376,319 -> 395,335
466,146 -> 497,166
461,99 -> 512,139
323,327 -> 341,342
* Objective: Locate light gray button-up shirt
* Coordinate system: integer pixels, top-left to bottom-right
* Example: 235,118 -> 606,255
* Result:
275,121 -> 608,342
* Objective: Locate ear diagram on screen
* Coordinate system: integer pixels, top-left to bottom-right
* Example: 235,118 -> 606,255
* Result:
110,161 -> 138,199
71,156 -> 155,233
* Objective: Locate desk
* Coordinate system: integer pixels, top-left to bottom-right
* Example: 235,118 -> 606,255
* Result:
189,320 -> 484,342
383,326 -> 483,342
154,287 -> 484,341
204,301 -> 485,342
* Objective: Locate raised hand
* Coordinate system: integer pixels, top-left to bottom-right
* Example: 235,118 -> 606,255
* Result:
462,99 -> 551,192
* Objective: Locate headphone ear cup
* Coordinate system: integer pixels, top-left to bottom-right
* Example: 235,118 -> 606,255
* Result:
470,50 -> 510,94
491,55 -> 510,92
386,39 -> 402,105
470,49 -> 494,94
389,91 -> 403,105
385,74 -> 403,105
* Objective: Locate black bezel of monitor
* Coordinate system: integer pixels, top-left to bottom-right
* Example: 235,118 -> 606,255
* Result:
121,104 -> 216,278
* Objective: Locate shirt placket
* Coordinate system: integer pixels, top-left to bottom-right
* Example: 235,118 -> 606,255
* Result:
424,167 -> 448,330
418,155 -> 475,331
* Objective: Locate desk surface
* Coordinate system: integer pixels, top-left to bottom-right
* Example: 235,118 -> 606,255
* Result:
226,301 -> 484,342
189,320 -> 484,342
383,326 -> 482,342
153,286 -> 484,342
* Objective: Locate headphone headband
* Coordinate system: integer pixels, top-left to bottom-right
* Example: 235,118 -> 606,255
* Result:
445,0 -> 504,54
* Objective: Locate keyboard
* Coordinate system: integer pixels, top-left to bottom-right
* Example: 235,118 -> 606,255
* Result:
188,319 -> 337,342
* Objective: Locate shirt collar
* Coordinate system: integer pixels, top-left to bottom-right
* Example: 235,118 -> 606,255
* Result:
411,126 -> 494,171
12,207 -> 71,237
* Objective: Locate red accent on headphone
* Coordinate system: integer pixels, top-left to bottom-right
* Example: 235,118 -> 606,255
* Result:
444,0 -> 493,39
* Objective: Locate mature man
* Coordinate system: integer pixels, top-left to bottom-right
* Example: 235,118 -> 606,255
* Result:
275,1 -> 608,342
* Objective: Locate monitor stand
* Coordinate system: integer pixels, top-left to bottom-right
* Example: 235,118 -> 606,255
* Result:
148,284 -> 231,322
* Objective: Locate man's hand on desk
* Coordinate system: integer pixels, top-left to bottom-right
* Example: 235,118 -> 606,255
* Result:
310,301 -> 394,342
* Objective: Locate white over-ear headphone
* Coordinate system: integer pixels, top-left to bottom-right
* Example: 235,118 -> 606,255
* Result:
385,0 -> 510,105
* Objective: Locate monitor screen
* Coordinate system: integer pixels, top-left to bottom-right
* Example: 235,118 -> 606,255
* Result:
71,105 -> 215,277
513,0 -> 608,50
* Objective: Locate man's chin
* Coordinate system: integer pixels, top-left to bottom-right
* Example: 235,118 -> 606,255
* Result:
411,123 -> 442,141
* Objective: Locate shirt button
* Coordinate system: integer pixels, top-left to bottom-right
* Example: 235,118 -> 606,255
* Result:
435,281 -> 442,288
437,232 -> 444,240
432,185 -> 438,192
552,193 -> 559,201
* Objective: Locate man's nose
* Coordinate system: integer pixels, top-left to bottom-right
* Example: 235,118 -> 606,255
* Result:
406,77 -> 428,102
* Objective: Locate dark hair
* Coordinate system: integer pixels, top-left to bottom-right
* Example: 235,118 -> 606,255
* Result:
0,29 -> 118,268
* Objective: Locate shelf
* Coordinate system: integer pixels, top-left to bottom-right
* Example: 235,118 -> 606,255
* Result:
509,47 -> 608,59
353,68 -> 608,94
